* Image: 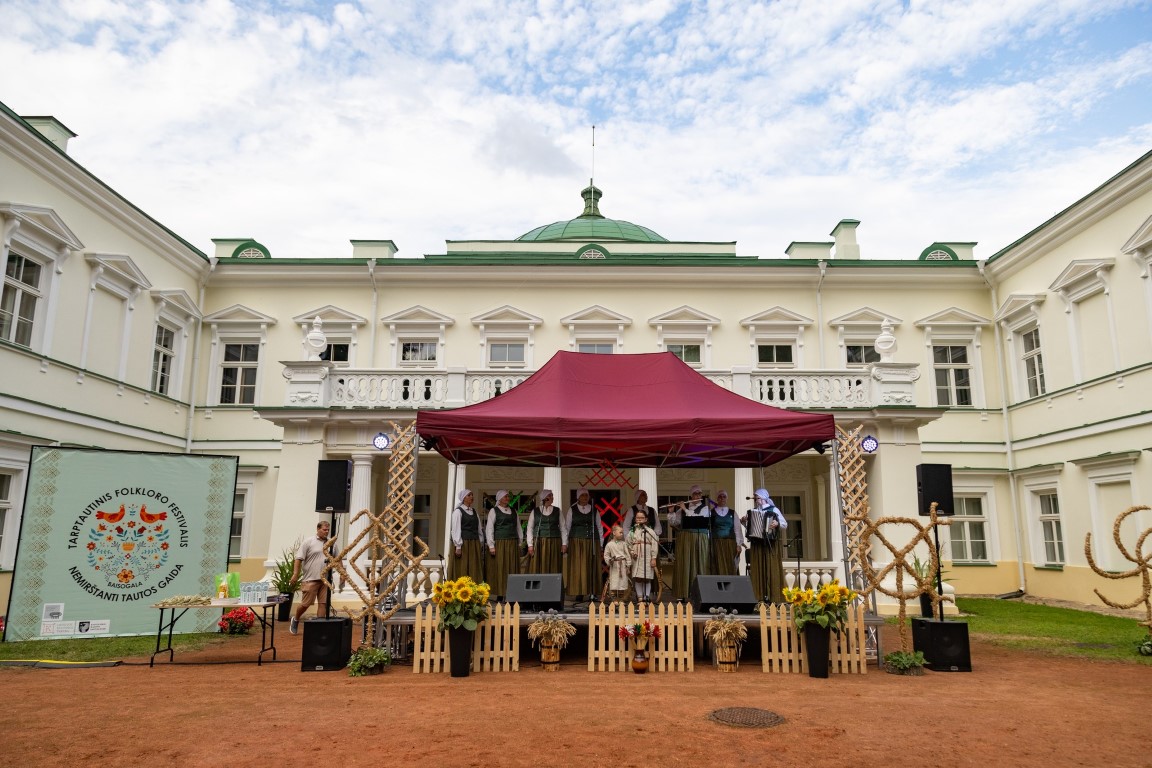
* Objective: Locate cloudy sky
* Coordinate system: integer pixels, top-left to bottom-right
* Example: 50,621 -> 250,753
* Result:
2,0 -> 1151,260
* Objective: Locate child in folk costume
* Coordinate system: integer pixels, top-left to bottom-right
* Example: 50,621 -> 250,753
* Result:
526,488 -> 567,577
563,488 -> 603,602
709,490 -> 745,576
747,488 -> 787,603
627,508 -> 661,602
486,490 -> 523,600
669,484 -> 712,601
603,525 -> 633,600
622,489 -> 662,539
450,488 -> 486,582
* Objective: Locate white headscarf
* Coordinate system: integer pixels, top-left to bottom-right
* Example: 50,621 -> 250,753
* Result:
495,489 -> 510,507
689,484 -> 703,495
539,488 -> 554,508
458,488 -> 473,505
634,489 -> 649,507
755,488 -> 773,506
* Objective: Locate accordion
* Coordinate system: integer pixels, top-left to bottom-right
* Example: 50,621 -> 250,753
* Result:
747,507 -> 778,543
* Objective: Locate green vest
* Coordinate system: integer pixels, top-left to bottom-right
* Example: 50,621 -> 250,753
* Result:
534,508 -> 561,539
492,509 -> 520,541
458,507 -> 480,541
711,510 -> 735,539
569,506 -> 597,539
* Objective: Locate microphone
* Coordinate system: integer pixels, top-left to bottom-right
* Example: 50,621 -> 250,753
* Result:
745,496 -> 756,500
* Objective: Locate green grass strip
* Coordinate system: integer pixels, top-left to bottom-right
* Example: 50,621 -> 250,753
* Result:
0,632 -> 230,663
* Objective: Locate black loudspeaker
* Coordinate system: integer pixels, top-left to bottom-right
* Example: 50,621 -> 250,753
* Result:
690,575 -> 758,614
912,618 -> 971,672
916,463 -> 954,516
301,617 -> 352,672
315,459 -> 351,513
505,573 -> 563,611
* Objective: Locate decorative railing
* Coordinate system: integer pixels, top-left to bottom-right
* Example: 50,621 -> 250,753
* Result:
322,367 -> 876,409
784,561 -> 844,591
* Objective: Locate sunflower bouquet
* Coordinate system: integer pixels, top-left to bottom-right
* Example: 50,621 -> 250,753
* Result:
431,576 -> 491,631
782,579 -> 858,634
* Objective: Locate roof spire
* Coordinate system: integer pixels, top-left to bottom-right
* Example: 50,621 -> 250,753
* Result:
580,182 -> 603,218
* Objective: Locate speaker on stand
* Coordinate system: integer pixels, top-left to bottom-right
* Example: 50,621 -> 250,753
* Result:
916,463 -> 953,621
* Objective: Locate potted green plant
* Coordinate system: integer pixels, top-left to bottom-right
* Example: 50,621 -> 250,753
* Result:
271,539 -> 302,622
912,553 -> 948,618
347,644 -> 391,676
782,579 -> 858,678
883,649 -> 926,675
526,609 -> 576,671
703,607 -> 748,672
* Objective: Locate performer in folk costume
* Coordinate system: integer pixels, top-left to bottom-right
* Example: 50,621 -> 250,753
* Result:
563,488 -> 603,601
747,488 -> 788,603
486,490 -> 523,600
526,488 -> 566,579
669,485 -> 712,600
450,488 -> 486,582
603,524 -> 633,599
621,489 -> 662,539
627,508 -> 661,602
709,490 -> 746,576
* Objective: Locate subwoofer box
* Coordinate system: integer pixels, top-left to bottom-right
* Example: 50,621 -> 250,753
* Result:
301,616 -> 352,672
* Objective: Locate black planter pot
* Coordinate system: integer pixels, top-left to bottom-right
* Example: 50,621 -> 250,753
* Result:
803,623 -> 831,679
448,627 -> 474,678
277,593 -> 295,622
919,593 -> 934,618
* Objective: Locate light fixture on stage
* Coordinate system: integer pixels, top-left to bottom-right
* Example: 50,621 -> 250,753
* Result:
420,436 -> 439,451
372,432 -> 390,450
811,442 -> 828,454
861,434 -> 879,453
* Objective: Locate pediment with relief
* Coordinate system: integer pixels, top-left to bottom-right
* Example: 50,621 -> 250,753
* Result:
649,305 -> 720,326
202,304 -> 278,325
559,305 -> 632,326
740,306 -> 813,327
914,307 -> 990,327
828,307 -> 902,327
292,305 -> 367,326
380,305 -> 455,326
471,305 -> 543,326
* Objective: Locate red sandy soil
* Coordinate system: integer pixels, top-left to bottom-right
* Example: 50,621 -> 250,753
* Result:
2,622 -> 1149,768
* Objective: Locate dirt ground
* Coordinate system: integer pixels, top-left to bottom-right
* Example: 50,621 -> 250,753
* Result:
2,621 -> 1150,768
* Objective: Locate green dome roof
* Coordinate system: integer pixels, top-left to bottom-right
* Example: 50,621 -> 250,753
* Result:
517,184 -> 667,243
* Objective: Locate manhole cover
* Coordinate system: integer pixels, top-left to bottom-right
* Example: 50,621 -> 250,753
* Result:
709,707 -> 785,729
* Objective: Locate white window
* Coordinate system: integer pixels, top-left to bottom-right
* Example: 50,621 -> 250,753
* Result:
151,324 -> 176,395
845,344 -> 879,367
0,252 -> 42,347
1038,492 -> 1063,566
320,342 -> 350,366
488,342 -> 525,367
666,343 -> 701,365
400,340 -> 438,366
949,496 -> 988,562
933,345 -> 973,407
757,343 -> 794,367
578,342 -> 614,354
0,473 -> 10,568
229,490 -> 247,561
220,342 -> 260,405
1021,328 -> 1046,398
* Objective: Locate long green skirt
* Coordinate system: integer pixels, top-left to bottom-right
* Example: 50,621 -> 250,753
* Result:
712,536 -> 740,576
489,539 -> 521,598
749,539 -> 786,604
673,529 -> 711,600
564,537 -> 600,598
531,536 -> 564,582
449,539 -> 486,584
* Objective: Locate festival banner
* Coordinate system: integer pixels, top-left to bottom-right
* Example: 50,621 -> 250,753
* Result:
4,447 -> 237,641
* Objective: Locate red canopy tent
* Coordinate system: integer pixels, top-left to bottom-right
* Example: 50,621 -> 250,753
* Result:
415,351 -> 834,468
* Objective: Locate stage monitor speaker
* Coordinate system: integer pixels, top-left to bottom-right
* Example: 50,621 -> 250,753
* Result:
301,616 -> 352,672
315,459 -> 351,513
505,573 -> 563,611
690,575 -> 758,614
916,463 -> 954,516
912,618 -> 971,672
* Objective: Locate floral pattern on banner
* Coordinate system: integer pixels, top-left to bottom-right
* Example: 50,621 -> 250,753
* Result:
86,504 -> 171,588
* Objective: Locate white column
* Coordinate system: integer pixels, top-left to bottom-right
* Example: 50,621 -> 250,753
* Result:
544,467 -> 563,499
441,463 -> 467,561
824,453 -> 842,580
348,453 -> 375,560
733,467 -> 754,575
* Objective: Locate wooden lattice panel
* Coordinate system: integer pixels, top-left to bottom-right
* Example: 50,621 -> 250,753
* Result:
1085,505 -> 1152,634
758,602 -> 868,674
326,422 -> 428,644
835,425 -> 870,575
587,601 -> 694,672
410,602 -> 521,674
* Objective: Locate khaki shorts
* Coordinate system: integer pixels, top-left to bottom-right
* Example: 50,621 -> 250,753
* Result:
298,579 -> 329,610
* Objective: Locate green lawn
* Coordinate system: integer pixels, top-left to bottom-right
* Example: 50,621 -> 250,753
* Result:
0,632 -> 231,663
954,597 -> 1152,664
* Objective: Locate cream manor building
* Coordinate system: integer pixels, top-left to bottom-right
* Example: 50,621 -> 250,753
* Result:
2,100 -> 1151,617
